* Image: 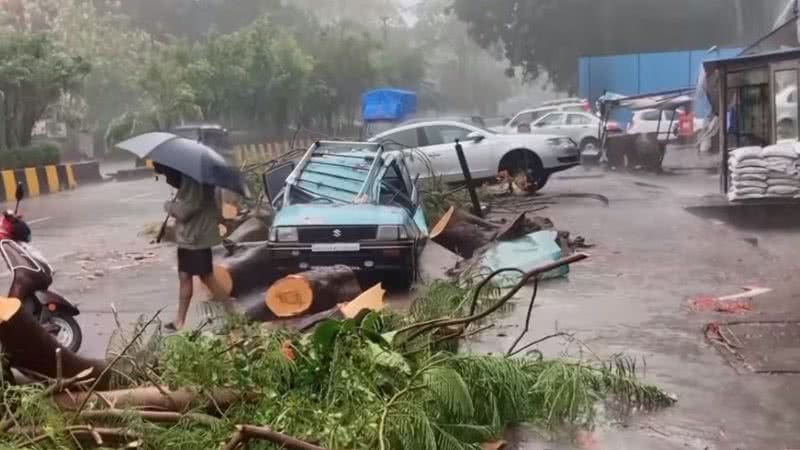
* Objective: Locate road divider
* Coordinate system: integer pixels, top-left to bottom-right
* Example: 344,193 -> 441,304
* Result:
0,161 -> 103,202
232,139 -> 315,166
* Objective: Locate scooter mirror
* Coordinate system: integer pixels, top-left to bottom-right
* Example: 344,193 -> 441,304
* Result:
14,182 -> 24,202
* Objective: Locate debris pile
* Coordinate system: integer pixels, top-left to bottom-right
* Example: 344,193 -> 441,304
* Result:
0,257 -> 675,450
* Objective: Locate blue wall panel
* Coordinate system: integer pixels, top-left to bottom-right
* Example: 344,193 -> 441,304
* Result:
579,47 -> 744,126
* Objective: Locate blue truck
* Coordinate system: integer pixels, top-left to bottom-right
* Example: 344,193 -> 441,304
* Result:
361,88 -> 417,138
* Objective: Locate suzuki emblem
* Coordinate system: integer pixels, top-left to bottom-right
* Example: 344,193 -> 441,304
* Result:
332,229 -> 342,238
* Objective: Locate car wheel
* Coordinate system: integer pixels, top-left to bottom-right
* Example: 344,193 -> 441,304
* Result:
500,150 -> 547,193
580,137 -> 600,154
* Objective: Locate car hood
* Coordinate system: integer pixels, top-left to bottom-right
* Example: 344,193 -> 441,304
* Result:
272,204 -> 410,227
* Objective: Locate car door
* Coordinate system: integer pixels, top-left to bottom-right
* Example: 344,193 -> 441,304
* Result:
531,112 -> 566,134
563,113 -> 595,143
374,126 -> 428,178
396,158 -> 428,240
420,124 -> 493,181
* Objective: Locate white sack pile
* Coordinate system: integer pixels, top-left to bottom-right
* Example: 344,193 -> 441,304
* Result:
728,144 -> 800,201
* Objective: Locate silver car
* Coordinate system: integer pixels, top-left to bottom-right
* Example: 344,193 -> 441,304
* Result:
529,111 -> 604,155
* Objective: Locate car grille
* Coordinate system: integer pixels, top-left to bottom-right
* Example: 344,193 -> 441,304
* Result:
297,226 -> 377,243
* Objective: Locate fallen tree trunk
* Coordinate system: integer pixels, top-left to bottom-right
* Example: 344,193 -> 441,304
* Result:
430,207 -> 537,258
54,386 -> 240,413
0,297 -> 108,385
219,245 -> 281,299
247,266 -> 363,321
263,283 -> 385,332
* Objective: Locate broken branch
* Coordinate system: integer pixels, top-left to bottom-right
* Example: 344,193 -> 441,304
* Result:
228,424 -> 331,450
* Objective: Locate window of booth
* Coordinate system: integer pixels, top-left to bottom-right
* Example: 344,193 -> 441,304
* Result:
774,69 -> 799,142
726,67 -> 771,148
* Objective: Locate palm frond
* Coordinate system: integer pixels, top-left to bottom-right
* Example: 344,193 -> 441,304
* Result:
422,366 -> 474,421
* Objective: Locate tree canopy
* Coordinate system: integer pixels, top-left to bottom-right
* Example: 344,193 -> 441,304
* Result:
0,32 -> 89,149
451,0 -> 762,92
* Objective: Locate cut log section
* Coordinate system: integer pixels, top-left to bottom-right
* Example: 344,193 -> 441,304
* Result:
217,245 -> 281,299
0,296 -> 108,385
430,207 -> 539,258
194,264 -> 234,300
263,283 -> 385,332
222,203 -> 239,220
264,266 -> 362,318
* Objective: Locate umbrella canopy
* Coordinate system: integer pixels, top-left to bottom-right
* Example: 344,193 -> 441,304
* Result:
116,132 -> 247,195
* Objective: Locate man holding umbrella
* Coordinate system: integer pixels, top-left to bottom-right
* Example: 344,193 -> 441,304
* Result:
116,132 -> 247,331
157,163 -> 229,330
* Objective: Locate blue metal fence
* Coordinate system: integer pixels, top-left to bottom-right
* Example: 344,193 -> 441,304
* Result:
579,47 -> 742,126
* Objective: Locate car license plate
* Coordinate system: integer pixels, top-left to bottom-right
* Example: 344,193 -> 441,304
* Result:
311,243 -> 360,252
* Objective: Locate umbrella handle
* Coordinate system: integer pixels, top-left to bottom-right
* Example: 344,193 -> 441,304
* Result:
156,213 -> 170,244
157,192 -> 177,244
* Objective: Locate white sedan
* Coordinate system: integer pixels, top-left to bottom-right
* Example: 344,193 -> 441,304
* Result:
369,120 -> 580,190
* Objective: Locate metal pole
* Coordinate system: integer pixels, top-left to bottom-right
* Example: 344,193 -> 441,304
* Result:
454,139 -> 482,217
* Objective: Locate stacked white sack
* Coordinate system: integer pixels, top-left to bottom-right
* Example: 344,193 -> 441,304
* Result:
763,143 -> 800,197
728,144 -> 800,201
728,146 -> 767,201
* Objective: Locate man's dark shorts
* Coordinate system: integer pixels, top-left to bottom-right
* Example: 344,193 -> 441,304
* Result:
177,248 -> 213,276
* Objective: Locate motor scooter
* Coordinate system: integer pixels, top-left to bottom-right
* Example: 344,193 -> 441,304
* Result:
0,182 -> 82,352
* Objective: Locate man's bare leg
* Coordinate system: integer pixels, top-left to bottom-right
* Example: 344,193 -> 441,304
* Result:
175,271 -> 194,330
199,272 -> 236,314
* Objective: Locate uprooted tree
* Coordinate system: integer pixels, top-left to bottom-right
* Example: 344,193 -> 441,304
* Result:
0,254 -> 676,449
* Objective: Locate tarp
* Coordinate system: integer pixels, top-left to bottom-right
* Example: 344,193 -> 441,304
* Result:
477,231 -> 567,287
598,89 -> 695,111
361,89 -> 417,122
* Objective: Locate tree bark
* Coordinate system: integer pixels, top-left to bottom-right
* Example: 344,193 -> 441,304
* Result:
54,386 -> 240,413
430,208 -> 536,258
220,245 -> 282,299
249,266 -> 362,322
0,297 -> 108,386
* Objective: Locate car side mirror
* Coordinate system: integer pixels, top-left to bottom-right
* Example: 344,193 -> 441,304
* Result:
262,162 -> 295,203
15,182 -> 24,202
517,123 -> 532,133
466,131 -> 485,143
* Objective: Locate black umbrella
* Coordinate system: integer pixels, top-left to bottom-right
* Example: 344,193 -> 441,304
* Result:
116,132 -> 247,195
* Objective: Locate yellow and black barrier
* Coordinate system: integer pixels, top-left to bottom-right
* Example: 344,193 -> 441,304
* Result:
0,161 -> 102,203
232,139 -> 315,166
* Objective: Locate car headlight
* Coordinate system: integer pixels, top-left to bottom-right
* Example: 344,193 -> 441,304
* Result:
376,225 -> 409,241
547,137 -> 576,148
270,227 -> 298,242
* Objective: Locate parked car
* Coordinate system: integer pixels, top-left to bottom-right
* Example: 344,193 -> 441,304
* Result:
492,99 -> 591,134
264,141 -> 427,289
403,116 -> 486,128
369,120 -> 580,190
627,108 -> 705,142
528,112 -> 621,157
627,109 -> 678,142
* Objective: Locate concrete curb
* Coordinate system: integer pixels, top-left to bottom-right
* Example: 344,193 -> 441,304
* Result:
0,160 -> 102,202
112,167 -> 155,182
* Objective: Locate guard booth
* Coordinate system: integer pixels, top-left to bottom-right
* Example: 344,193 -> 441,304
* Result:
703,48 -> 800,198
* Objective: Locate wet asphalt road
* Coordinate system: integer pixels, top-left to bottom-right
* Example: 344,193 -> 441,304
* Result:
5,153 -> 800,449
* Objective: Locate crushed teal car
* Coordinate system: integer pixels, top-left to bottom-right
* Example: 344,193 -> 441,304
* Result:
264,141 -> 428,288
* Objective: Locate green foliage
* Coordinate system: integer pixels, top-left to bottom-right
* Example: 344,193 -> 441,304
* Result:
452,0 -> 751,92
0,143 -> 61,169
0,32 -> 90,149
0,309 -> 675,450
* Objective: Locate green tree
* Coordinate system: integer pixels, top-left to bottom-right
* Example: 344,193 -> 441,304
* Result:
0,33 -> 90,149
452,0 -> 746,92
